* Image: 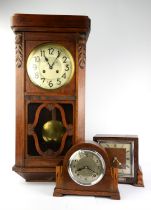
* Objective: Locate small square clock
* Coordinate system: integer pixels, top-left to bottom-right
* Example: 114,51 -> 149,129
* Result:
93,134 -> 144,186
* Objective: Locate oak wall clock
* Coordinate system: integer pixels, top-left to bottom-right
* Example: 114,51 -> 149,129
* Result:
11,14 -> 90,181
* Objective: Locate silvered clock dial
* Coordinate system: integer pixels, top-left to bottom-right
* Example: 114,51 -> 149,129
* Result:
68,149 -> 106,186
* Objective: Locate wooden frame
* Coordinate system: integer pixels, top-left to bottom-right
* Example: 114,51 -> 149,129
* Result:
11,14 -> 90,181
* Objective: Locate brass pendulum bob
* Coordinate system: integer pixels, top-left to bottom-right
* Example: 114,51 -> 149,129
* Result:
42,120 -> 66,143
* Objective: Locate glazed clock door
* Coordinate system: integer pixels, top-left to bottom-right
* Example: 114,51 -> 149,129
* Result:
11,14 -> 90,181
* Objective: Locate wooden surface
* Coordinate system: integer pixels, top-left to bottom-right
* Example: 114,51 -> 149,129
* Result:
12,14 -> 90,181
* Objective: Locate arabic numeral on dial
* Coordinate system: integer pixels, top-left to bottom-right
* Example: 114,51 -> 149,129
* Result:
62,56 -> 67,63
41,78 -> 45,83
57,78 -> 61,85
48,80 -> 53,87
34,56 -> 40,62
62,73 -> 66,79
32,64 -> 37,70
65,64 -> 69,71
35,72 -> 39,79
48,48 -> 54,55
40,50 -> 45,57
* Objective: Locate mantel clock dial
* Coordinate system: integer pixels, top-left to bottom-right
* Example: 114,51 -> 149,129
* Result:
27,43 -> 74,90
68,149 -> 106,186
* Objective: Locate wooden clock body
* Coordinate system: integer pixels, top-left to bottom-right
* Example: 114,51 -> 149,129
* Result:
93,134 -> 144,186
53,142 -> 120,199
11,14 -> 90,181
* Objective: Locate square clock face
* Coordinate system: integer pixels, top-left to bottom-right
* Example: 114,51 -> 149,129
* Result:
93,135 -> 139,184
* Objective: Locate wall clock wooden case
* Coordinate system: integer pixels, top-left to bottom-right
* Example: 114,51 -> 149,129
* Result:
11,14 -> 90,181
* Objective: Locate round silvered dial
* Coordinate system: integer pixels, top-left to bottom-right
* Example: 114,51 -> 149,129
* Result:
27,43 -> 74,89
68,149 -> 106,186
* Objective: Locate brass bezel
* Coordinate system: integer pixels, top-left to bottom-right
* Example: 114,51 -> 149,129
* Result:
27,43 -> 75,90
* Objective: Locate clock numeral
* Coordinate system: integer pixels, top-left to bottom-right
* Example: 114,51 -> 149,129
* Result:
65,64 -> 69,71
62,73 -> 66,79
62,56 -> 67,63
57,50 -> 61,57
48,80 -> 53,88
114,144 -> 117,148
40,50 -> 45,57
48,48 -> 54,55
32,64 -> 37,70
41,78 -> 45,83
35,72 -> 39,79
57,78 -> 61,85
34,56 -> 40,62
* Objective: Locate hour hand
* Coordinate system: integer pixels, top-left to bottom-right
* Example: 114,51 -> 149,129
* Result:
77,166 -> 85,171
44,55 -> 52,69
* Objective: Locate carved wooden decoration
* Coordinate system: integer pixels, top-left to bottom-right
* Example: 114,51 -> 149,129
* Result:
15,33 -> 23,68
78,35 -> 86,69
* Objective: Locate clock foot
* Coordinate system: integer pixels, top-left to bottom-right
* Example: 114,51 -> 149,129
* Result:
53,188 -> 63,197
111,192 -> 120,200
134,166 -> 144,187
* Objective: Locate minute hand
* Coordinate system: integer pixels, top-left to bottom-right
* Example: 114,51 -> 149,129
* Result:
51,51 -> 61,68
87,166 -> 96,174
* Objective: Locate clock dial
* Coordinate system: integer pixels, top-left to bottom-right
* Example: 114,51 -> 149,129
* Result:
98,141 -> 134,178
68,149 -> 106,186
27,43 -> 75,89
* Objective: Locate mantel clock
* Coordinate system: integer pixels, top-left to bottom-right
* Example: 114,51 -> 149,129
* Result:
11,14 -> 90,181
53,141 -> 120,200
93,134 -> 144,186
53,141 -> 120,199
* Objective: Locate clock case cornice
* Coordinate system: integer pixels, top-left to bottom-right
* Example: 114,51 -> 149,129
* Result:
11,14 -> 90,39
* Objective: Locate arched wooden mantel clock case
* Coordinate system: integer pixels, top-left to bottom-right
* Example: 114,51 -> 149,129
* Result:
11,14 -> 90,181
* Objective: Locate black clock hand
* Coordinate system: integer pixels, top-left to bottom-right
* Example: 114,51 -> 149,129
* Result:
44,55 -> 52,69
77,166 -> 86,171
77,166 -> 96,174
51,51 -> 61,68
86,166 -> 96,174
